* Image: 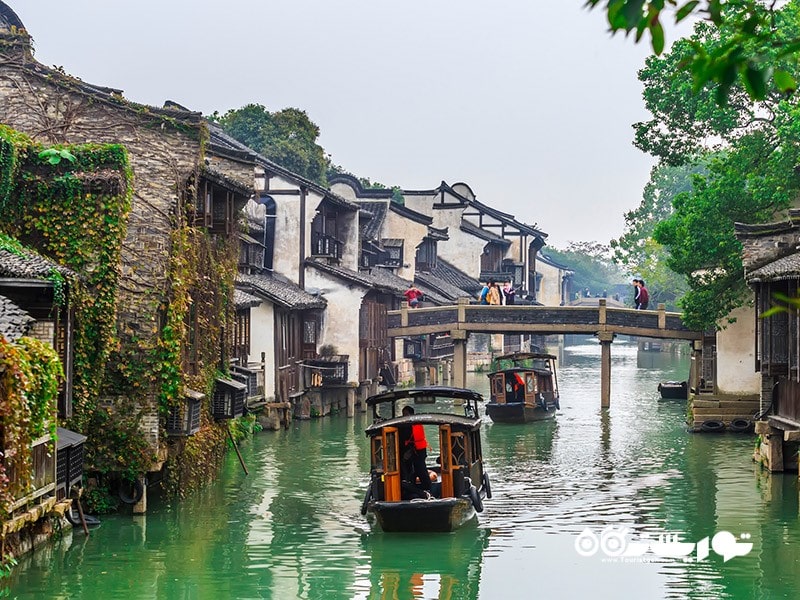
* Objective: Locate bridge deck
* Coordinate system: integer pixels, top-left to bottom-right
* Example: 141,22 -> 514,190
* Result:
388,299 -> 701,341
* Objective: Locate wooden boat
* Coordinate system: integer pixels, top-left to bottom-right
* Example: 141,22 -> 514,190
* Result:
485,352 -> 559,423
361,386 -> 492,533
658,380 -> 688,400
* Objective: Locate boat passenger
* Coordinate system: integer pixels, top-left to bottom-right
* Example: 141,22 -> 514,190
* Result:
401,406 -> 431,493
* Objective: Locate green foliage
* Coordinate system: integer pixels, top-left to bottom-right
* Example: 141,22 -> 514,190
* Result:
0,335 -> 61,516
630,6 -> 800,329
612,163 -> 700,310
546,242 -> 627,300
586,0 -> 800,103
214,104 -> 328,184
38,147 -> 76,165
0,556 -> 17,598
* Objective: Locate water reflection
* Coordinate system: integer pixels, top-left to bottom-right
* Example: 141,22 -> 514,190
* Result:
9,339 -> 800,599
354,527 -> 490,599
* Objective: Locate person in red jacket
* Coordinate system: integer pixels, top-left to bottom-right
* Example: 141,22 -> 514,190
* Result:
637,279 -> 650,310
402,406 -> 431,493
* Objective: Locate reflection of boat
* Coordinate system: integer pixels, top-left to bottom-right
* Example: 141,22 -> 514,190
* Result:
359,527 -> 490,599
361,386 -> 492,533
658,380 -> 688,400
485,352 -> 559,423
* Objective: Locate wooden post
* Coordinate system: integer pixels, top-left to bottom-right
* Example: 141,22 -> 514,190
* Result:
452,329 -> 467,389
132,475 -> 147,515
598,331 -> 614,409
689,340 -> 702,394
227,425 -> 249,476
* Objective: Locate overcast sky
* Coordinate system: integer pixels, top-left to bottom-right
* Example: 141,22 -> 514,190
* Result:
12,1 -> 681,250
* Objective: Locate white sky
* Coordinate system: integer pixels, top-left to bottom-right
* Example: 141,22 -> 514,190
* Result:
11,1 -> 685,250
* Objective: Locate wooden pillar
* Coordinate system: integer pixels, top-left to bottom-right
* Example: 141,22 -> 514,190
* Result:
689,340 -> 702,394
598,331 -> 614,409
132,475 -> 147,515
452,329 -> 467,389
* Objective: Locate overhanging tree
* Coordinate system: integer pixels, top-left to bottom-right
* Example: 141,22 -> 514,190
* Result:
628,2 -> 800,329
586,0 -> 800,102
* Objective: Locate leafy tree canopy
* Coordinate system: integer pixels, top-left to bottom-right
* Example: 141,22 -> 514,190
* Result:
621,2 -> 800,329
212,104 -> 328,185
586,0 -> 800,103
546,242 -> 629,301
611,163 -> 698,310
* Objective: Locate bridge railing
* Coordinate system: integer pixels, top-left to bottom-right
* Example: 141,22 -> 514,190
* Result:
388,298 -> 700,340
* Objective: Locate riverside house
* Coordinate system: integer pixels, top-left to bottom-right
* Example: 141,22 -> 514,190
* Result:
736,210 -> 800,471
0,5 -> 255,513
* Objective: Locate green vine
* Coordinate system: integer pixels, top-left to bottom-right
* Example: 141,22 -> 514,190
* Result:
0,335 -> 61,518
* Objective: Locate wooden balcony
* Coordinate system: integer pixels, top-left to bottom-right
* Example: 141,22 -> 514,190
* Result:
311,232 -> 343,260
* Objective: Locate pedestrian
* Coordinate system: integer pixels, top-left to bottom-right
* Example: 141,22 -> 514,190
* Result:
637,279 -> 650,310
632,278 -> 640,308
404,283 -> 422,308
502,280 -> 515,305
487,280 -> 501,305
401,406 -> 431,495
479,281 -> 491,305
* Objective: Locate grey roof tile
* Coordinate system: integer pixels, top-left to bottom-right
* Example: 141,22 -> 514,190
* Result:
237,272 -> 326,310
0,294 -> 34,341
0,246 -> 75,280
747,253 -> 800,283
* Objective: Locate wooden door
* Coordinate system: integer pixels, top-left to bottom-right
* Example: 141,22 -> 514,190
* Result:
439,425 -> 454,498
381,427 -> 401,502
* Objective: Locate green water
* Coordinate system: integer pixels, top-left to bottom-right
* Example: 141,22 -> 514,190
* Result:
9,339 -> 800,599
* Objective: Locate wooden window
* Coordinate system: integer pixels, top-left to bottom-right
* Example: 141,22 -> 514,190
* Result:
415,239 -> 437,272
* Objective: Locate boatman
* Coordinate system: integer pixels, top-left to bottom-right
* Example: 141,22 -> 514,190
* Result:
402,406 -> 431,494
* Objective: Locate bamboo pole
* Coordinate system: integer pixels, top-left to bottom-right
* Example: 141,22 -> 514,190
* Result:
227,424 -> 249,475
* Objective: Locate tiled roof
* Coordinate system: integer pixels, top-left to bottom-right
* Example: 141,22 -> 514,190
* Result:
233,288 -> 263,309
237,272 -> 326,310
460,219 -> 510,245
207,124 -> 358,211
747,253 -> 800,283
365,266 -> 411,294
307,258 -> 376,288
415,271 -> 474,302
358,200 -> 388,240
0,246 -> 75,280
428,259 -> 483,295
0,294 -> 33,342
411,280 -> 451,306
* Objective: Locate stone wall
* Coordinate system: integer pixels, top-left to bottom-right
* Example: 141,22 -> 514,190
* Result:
0,47 -> 208,450
738,223 -> 800,272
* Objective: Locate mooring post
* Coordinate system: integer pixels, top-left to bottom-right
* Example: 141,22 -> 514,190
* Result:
689,339 -> 703,394
451,329 -> 467,388
598,331 -> 614,409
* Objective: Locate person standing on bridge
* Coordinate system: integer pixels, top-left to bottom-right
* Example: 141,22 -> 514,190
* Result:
637,279 -> 650,310
632,278 -> 641,308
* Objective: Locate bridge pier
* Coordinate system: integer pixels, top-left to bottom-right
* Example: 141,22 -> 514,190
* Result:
598,331 -> 615,408
452,329 -> 467,389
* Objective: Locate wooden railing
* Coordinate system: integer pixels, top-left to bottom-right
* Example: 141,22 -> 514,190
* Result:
388,298 -> 701,341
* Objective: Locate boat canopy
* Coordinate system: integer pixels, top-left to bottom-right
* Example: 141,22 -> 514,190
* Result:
366,386 -> 484,407
493,352 -> 557,363
366,386 -> 484,422
364,413 -> 481,435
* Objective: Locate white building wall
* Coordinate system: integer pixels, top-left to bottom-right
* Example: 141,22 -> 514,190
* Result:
305,268 -> 367,384
716,303 -> 760,395
537,260 -> 565,307
249,301 -> 276,402
383,210 -> 428,281
402,192 -> 437,216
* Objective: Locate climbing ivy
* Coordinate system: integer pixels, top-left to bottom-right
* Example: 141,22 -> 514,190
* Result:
0,335 -> 61,518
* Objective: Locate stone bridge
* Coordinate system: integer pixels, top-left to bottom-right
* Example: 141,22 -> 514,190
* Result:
388,298 -> 703,407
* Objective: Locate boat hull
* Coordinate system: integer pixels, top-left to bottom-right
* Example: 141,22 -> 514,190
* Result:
367,497 -> 476,532
658,381 -> 688,400
485,402 -> 556,423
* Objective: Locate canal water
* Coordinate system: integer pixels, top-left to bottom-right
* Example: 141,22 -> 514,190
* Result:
8,338 -> 800,599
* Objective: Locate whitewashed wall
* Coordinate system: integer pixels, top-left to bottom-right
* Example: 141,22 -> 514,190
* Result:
716,303 -> 760,395
249,301 -> 276,401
